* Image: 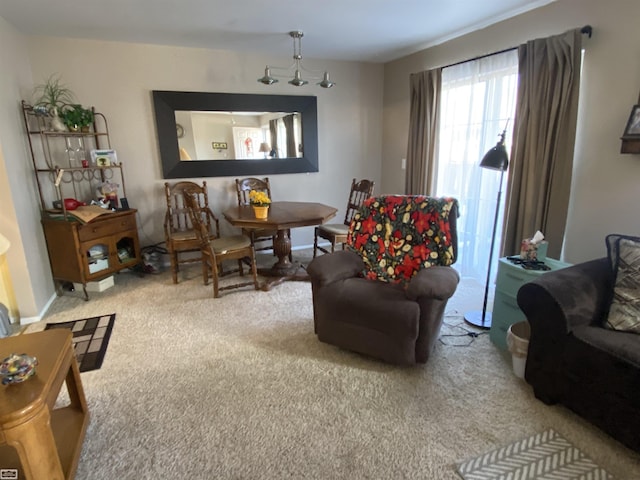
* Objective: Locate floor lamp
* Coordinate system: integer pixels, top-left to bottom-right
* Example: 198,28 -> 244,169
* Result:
464,129 -> 509,329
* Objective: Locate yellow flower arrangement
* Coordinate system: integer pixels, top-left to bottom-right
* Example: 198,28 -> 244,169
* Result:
249,189 -> 271,207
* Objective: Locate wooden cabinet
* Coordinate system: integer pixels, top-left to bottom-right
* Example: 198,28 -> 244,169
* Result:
21,101 -> 140,299
42,211 -> 140,299
489,257 -> 571,350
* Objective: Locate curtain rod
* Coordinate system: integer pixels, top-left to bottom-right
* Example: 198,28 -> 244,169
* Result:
441,24 -> 593,71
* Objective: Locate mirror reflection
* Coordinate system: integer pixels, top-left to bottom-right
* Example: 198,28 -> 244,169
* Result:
176,111 -> 302,161
152,91 -> 318,178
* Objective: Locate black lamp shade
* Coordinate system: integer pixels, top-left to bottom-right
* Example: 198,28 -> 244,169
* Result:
479,130 -> 509,171
480,143 -> 508,171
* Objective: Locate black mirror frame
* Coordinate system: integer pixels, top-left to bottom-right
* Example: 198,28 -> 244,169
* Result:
152,90 -> 319,178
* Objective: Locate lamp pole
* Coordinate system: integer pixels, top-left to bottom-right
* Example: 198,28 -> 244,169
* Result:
464,128 -> 508,329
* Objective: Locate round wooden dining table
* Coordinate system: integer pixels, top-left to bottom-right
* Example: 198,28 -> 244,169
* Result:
223,201 -> 337,290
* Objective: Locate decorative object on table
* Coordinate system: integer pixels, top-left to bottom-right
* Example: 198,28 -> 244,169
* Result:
99,181 -> 120,209
0,352 -> 38,385
49,107 -> 68,132
249,189 -> 271,219
44,313 -> 115,372
464,128 -> 509,329
54,197 -> 86,211
519,230 -> 548,262
90,149 -> 117,166
457,429 -> 612,479
257,31 -> 335,88
60,104 -> 94,132
313,178 -> 374,257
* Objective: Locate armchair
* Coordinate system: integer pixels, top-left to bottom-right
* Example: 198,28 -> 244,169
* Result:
307,195 -> 459,365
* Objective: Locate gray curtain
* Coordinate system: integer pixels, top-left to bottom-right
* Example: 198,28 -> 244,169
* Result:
405,68 -> 442,195
269,119 -> 278,157
503,28 -> 583,259
283,114 -> 296,157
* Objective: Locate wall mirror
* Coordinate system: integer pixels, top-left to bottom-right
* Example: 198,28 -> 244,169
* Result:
152,91 -> 318,178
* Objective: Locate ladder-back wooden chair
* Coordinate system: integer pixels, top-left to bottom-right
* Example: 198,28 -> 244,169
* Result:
313,178 -> 375,257
183,189 -> 259,298
164,181 -> 215,283
235,177 -> 289,259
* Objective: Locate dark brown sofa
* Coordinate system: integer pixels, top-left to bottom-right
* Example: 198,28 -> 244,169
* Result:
517,258 -> 640,453
307,195 -> 459,365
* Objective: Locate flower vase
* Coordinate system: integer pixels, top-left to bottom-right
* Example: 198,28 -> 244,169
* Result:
253,205 -> 269,219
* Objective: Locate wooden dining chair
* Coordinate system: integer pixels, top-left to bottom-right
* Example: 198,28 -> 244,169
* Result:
183,189 -> 259,298
313,178 -> 375,257
164,181 -> 216,284
235,177 -> 291,260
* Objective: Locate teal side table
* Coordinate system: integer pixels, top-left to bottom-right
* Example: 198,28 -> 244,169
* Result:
489,257 -> 571,350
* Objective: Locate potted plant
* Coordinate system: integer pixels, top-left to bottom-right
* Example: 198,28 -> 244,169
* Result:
249,189 -> 271,219
60,104 -> 94,132
32,74 -> 76,131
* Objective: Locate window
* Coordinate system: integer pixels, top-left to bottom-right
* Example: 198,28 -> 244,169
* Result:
435,50 -> 518,283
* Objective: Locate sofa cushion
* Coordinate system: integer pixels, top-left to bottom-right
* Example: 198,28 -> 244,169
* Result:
605,233 -> 640,269
605,237 -> 640,334
573,324 -> 640,367
346,195 -> 458,285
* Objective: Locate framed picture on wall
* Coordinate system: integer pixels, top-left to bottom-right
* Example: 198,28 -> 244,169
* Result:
622,105 -> 640,138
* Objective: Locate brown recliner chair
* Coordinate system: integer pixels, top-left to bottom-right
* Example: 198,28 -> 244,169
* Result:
307,195 -> 459,365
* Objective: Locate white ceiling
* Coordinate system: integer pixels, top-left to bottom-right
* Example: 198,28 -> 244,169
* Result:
0,0 -> 555,63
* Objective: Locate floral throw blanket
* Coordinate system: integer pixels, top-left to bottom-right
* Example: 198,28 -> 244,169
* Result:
346,195 -> 458,285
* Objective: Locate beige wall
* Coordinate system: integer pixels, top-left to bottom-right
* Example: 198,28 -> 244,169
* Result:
0,17 -> 55,322
382,0 -> 640,263
0,28 -> 384,320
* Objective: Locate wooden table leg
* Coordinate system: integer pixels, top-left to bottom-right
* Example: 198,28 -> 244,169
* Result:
4,404 -> 65,480
258,229 -> 309,290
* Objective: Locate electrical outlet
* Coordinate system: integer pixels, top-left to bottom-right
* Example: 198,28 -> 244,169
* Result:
401,158 -> 406,169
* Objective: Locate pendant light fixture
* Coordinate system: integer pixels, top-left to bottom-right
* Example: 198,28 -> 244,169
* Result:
258,31 -> 335,88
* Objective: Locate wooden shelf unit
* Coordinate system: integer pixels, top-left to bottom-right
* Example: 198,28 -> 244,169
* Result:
21,101 -> 141,299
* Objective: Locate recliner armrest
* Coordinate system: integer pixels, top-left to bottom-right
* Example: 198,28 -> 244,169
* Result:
517,257 -> 612,334
307,250 -> 365,287
406,266 -> 460,301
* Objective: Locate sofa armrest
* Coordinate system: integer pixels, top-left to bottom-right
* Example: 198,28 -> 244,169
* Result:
406,266 -> 460,301
517,257 -> 613,335
307,250 -> 365,287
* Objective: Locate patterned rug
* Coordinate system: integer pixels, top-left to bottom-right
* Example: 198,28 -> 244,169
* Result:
44,313 -> 115,372
457,429 -> 612,479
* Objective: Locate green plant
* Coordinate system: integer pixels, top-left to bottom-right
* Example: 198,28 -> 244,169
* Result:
60,104 -> 94,130
32,74 -> 75,113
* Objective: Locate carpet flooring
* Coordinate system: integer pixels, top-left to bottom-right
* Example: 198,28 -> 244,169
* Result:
22,251 -> 640,479
457,428 -> 612,479
44,313 -> 115,372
